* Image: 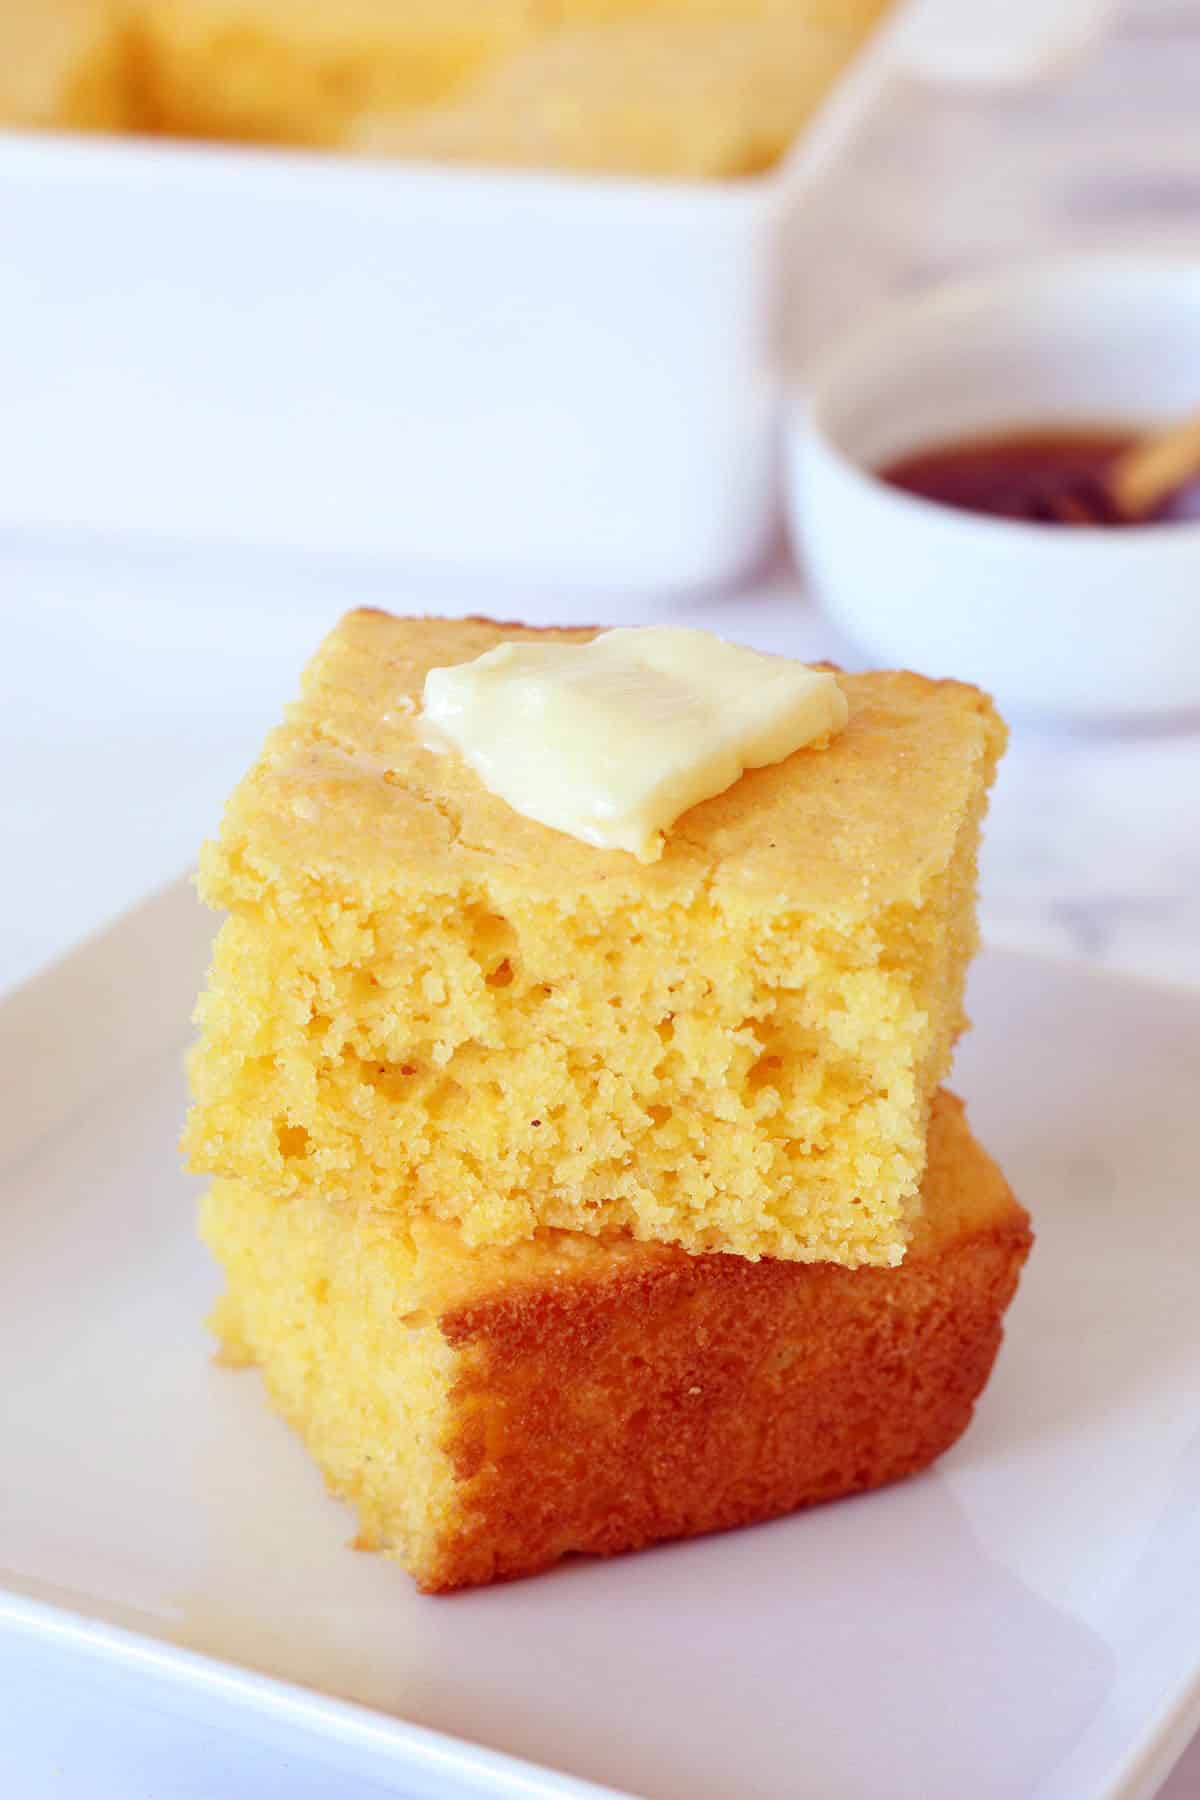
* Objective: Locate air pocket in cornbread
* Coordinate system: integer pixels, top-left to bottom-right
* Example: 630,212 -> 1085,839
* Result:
185,610 -> 1005,1267
202,1092 -> 1030,1593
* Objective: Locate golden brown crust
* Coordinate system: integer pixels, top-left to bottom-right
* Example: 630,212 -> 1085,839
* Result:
202,1091 -> 1031,1593
416,1110 -> 1031,1591
422,1218 -> 1029,1591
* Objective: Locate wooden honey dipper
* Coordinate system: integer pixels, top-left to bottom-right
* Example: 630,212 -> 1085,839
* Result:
1047,407 -> 1200,525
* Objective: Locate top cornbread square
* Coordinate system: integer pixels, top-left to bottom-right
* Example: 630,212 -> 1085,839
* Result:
184,610 -> 1005,1266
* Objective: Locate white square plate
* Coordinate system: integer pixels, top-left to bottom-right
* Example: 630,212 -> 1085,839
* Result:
3,881 -> 1199,1800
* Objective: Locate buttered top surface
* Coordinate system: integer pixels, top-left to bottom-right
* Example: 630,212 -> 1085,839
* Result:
422,627 -> 847,862
205,609 -> 1006,919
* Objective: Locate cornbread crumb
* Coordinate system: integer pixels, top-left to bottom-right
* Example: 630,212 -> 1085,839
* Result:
185,610 -> 1006,1267
202,1092 -> 1032,1592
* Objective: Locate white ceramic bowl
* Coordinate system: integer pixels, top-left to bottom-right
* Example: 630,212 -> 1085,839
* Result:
787,256 -> 1200,717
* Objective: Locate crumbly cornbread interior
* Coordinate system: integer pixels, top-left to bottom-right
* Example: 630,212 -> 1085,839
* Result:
202,1091 -> 1032,1591
184,611 -> 1005,1267
2,0 -> 891,174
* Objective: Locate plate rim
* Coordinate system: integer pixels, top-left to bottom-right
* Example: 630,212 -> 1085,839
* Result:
0,1589 -> 634,1800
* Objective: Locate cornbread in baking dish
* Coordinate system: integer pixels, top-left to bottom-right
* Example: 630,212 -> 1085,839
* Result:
185,611 -> 1005,1268
133,0 -> 538,148
354,15 -> 868,179
1,0 -> 892,175
548,0 -> 890,19
0,0 -> 139,133
202,1092 -> 1031,1593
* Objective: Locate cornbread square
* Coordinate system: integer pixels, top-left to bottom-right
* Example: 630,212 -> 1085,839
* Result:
203,1092 -> 1031,1593
135,0 -> 540,148
0,1 -> 138,133
185,610 -> 1005,1267
543,0 -> 887,17
353,15 -> 866,179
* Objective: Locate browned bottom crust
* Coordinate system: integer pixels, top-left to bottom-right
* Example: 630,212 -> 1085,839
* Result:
204,1092 -> 1031,1592
431,1222 -> 1029,1589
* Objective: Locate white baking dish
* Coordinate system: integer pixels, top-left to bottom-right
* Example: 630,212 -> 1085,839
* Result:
0,0 -> 1109,592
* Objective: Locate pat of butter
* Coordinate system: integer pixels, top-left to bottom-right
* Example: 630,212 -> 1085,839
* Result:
420,627 -> 848,861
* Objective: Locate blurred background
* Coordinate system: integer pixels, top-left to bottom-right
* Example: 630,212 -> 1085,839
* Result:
3,1 -> 1200,1794
4,0 -> 1199,1001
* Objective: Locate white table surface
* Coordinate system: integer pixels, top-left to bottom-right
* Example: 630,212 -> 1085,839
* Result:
4,2 -> 1200,1794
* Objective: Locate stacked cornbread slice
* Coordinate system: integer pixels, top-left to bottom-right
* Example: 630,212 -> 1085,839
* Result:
187,610 -> 1030,1592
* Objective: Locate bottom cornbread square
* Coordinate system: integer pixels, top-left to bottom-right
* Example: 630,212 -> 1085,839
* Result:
201,1091 -> 1031,1593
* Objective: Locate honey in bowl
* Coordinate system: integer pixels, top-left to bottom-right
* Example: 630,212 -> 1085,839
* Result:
879,426 -> 1200,527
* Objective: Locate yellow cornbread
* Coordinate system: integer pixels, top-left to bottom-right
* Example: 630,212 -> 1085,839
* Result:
546,0 -> 889,19
0,1 -> 139,133
185,611 -> 1006,1267
353,15 -> 866,179
133,0 -> 539,148
203,1091 -> 1032,1592
2,0 -> 891,174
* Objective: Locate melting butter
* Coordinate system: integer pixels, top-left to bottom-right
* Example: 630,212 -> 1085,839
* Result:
420,626 -> 848,861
